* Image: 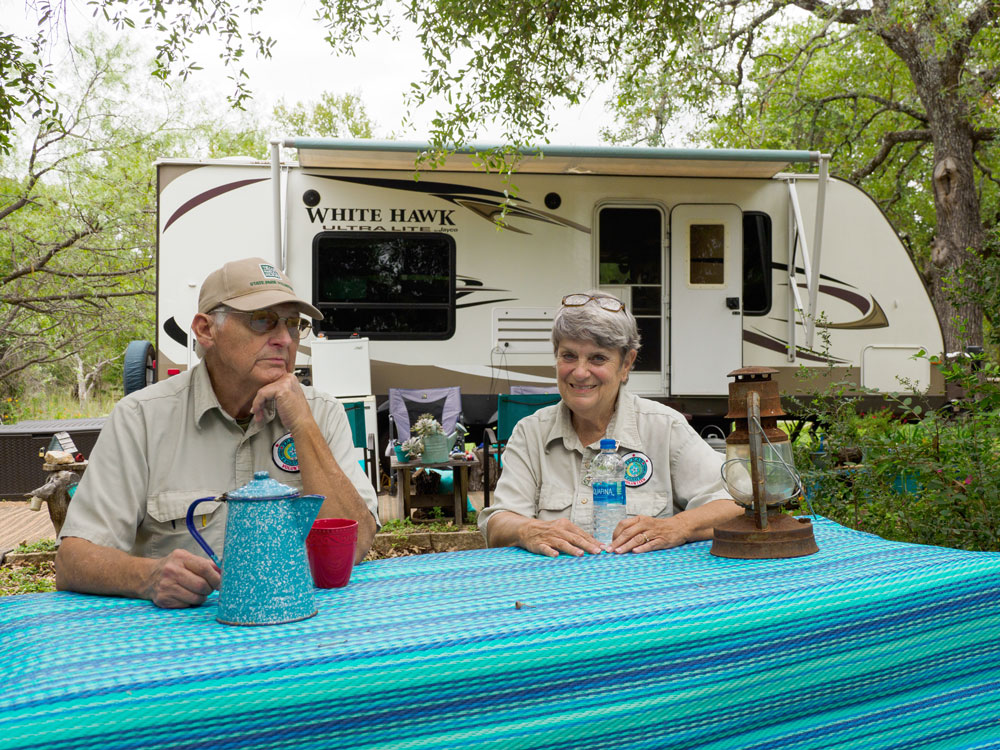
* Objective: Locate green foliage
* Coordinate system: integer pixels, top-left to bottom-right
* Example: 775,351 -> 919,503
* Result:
0,23 -> 56,156
1,32 -> 162,407
12,538 -> 57,554
0,563 -> 56,595
793,353 -> 1000,551
273,91 -> 377,139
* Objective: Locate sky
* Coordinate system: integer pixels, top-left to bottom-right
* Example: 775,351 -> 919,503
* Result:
4,0 -> 616,146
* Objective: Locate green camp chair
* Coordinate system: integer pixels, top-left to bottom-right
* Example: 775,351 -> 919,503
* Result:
482,392 -> 562,507
342,401 -> 379,493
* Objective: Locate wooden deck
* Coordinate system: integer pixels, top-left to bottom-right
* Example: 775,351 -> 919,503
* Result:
0,500 -> 55,557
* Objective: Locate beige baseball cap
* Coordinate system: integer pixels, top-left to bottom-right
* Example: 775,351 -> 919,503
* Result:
198,257 -> 322,319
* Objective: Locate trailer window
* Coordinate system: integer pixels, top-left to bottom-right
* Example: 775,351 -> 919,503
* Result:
689,224 -> 726,285
742,212 -> 772,316
312,232 -> 456,339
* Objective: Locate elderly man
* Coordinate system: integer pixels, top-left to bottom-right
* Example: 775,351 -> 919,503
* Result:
56,257 -> 379,608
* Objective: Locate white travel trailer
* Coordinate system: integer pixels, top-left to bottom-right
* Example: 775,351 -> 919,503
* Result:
151,138 -> 944,439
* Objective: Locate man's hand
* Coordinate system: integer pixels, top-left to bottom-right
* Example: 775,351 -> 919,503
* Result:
250,372 -> 312,431
142,549 -> 221,609
516,517 -> 604,557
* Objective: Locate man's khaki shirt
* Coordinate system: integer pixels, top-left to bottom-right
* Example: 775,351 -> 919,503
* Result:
59,362 -> 379,559
478,388 -> 729,542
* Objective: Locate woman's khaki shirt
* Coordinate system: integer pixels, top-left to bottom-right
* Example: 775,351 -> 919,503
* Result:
478,388 -> 729,543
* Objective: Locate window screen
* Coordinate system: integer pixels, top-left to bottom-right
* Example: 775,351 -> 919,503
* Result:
312,232 -> 456,339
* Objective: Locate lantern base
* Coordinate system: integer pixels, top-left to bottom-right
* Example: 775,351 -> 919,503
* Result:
710,512 -> 819,559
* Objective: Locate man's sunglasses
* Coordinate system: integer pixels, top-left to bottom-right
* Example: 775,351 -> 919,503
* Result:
561,293 -> 626,312
219,309 -> 313,338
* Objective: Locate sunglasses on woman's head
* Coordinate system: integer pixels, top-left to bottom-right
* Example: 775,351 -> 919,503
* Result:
221,309 -> 313,338
561,293 -> 626,312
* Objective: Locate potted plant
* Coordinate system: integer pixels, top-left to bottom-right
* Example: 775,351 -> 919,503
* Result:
398,437 -> 423,462
412,413 -> 450,463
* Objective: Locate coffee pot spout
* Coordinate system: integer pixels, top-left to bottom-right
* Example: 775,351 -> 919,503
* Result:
295,494 -> 325,540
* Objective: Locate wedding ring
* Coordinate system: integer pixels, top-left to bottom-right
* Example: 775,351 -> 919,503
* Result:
642,533 -> 650,544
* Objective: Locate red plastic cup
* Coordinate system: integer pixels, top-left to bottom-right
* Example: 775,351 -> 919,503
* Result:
306,518 -> 358,589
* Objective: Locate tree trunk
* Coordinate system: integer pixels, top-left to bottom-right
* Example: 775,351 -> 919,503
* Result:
877,15 -> 986,353
925,148 -> 985,353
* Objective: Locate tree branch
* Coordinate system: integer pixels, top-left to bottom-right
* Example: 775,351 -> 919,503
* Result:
851,129 -> 932,181
790,0 -> 870,25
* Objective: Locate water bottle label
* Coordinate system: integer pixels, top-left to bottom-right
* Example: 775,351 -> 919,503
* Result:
593,481 -> 625,504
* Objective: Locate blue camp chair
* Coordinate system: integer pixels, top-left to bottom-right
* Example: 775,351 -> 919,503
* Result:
482,392 -> 562,507
342,401 -> 378,493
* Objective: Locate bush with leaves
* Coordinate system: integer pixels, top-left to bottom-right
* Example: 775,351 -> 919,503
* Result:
791,351 -> 1000,551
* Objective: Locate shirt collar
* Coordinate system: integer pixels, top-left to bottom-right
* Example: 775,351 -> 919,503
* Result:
544,386 -> 644,453
192,360 -> 276,430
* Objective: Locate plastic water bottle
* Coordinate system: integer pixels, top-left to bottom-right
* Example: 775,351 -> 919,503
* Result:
592,438 -> 626,545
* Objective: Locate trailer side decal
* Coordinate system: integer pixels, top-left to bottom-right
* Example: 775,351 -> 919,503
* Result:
162,178 -> 268,231
306,174 -> 590,235
743,329 -> 847,364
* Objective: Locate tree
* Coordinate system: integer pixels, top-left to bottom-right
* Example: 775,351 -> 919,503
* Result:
0,33 -> 164,399
605,2 -> 1000,353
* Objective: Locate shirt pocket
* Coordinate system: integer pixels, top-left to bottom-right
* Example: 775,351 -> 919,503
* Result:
626,489 -> 671,518
537,492 -> 574,522
147,490 -> 222,523
144,490 -> 224,559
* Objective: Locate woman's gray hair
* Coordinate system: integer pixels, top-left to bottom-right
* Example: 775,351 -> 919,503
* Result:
551,290 -> 641,356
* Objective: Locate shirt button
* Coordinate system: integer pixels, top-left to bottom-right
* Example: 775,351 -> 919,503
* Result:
580,497 -> 589,504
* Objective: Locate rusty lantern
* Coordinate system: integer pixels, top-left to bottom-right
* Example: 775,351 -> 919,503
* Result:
710,366 -> 819,559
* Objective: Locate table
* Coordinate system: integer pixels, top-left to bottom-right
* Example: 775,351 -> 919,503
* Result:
390,456 -> 472,524
2,518 -> 1000,749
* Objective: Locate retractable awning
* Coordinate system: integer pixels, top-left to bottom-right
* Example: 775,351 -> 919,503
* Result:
282,138 -> 820,179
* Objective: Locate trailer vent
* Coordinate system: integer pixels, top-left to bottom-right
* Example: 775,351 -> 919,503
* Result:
493,308 -> 557,354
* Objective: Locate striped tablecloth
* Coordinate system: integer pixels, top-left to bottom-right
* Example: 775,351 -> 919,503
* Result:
2,518 -> 999,749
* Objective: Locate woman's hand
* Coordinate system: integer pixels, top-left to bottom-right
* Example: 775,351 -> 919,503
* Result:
610,515 -> 690,554
516,517 -> 604,557
609,500 -> 744,553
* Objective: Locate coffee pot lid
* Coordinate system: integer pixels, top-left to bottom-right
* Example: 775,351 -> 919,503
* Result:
226,470 -> 298,500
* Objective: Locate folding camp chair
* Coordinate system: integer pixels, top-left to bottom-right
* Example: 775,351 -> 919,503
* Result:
386,387 -> 464,493
387,387 -> 464,445
482,392 -> 562,507
342,401 -> 379,493
510,385 -> 560,395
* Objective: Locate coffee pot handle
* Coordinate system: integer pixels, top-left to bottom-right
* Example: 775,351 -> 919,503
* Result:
186,497 -> 221,565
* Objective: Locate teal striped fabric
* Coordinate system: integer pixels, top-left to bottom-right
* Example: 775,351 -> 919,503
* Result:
2,518 -> 999,749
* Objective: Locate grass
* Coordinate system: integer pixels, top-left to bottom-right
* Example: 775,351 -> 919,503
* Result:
12,539 -> 57,553
1,389 -> 119,424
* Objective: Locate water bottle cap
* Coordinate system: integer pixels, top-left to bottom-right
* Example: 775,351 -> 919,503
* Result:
599,438 -> 617,450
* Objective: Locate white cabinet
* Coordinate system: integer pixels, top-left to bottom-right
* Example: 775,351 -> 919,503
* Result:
310,337 -> 372,398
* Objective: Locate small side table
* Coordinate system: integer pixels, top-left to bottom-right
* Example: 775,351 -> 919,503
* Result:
390,457 -> 473,524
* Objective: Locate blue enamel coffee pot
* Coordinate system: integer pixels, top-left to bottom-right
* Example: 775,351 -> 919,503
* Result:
186,471 -> 324,626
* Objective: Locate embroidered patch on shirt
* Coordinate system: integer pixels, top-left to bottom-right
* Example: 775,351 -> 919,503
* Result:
622,451 -> 652,487
272,432 -> 299,472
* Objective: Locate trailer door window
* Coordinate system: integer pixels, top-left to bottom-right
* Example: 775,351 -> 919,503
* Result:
742,212 -> 772,316
689,224 -> 726,285
597,207 -> 662,374
312,232 -> 455,339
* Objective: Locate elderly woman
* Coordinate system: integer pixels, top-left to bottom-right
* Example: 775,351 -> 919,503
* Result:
477,291 -> 742,557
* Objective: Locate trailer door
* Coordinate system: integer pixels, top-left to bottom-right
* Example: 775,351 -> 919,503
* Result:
596,205 -> 665,396
670,204 -> 743,395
